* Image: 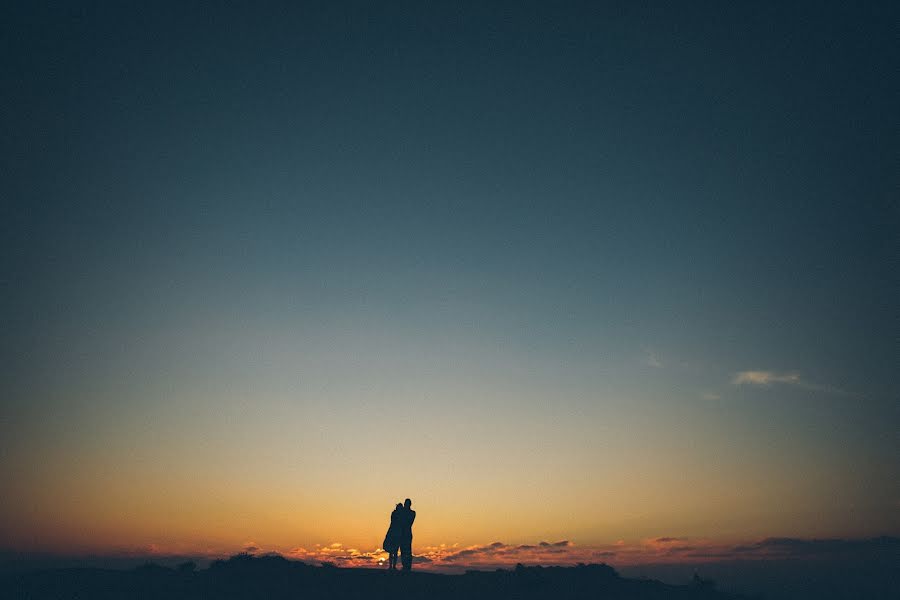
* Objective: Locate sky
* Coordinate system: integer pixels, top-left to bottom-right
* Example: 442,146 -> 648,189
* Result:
1,1 -> 898,570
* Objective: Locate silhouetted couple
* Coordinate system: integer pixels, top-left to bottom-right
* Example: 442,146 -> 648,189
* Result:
383,498 -> 415,571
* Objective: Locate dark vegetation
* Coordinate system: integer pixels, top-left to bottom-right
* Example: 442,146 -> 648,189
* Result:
3,552 -> 755,600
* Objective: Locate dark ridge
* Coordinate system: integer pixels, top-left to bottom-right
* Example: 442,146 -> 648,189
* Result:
2,553 -> 756,600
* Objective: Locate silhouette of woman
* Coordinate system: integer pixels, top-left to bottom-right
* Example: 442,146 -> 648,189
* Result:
383,503 -> 403,570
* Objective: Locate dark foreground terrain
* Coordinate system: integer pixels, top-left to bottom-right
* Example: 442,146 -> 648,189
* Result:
3,553 -> 753,600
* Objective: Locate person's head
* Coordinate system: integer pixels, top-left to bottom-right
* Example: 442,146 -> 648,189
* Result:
395,503 -> 403,510
404,498 -> 412,508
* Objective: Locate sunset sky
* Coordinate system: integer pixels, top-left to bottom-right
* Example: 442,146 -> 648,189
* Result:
2,1 -> 897,570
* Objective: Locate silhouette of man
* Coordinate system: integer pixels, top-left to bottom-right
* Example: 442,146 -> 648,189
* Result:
398,498 -> 415,571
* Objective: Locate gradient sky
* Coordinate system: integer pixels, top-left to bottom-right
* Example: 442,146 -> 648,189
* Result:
2,1 -> 898,564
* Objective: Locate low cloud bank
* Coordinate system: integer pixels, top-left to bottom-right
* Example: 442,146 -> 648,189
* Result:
277,536 -> 899,572
6,536 -> 894,575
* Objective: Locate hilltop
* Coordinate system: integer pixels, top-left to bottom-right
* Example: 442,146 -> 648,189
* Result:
3,552 -> 753,600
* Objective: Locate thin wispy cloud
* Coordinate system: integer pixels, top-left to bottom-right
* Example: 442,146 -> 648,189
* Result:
732,371 -> 801,385
731,371 -> 850,395
642,348 -> 663,368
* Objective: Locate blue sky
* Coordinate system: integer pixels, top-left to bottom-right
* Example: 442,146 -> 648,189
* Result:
1,1 -> 897,555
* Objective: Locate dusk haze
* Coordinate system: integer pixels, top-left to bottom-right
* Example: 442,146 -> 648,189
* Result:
2,2 -> 897,599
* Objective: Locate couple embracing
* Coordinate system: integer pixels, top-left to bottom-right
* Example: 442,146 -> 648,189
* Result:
383,498 -> 415,571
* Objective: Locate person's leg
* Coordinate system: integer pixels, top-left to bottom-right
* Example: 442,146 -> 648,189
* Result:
400,540 -> 412,571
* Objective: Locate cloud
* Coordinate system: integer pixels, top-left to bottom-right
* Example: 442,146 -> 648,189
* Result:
642,348 -> 663,368
436,540 -> 586,567
732,371 -> 801,385
441,548 -> 482,562
134,536 -> 899,573
729,536 -> 899,559
700,392 -> 721,401
731,371 -> 850,395
423,536 -> 788,569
